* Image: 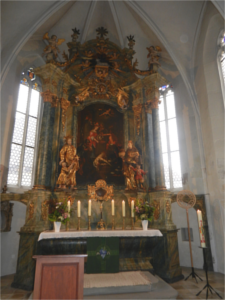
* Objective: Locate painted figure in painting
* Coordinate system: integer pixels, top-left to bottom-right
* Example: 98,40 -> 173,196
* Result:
57,136 -> 79,189
87,123 -> 99,149
42,33 -> 65,61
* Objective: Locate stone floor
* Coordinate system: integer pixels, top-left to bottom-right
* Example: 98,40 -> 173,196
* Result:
1,267 -> 224,299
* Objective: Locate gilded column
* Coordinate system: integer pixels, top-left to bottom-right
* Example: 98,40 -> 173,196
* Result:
152,104 -> 166,190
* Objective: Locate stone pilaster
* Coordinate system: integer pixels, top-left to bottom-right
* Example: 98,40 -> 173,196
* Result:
152,108 -> 166,190
34,102 -> 55,189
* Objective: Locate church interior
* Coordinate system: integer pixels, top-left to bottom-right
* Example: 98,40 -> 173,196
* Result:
1,1 -> 224,299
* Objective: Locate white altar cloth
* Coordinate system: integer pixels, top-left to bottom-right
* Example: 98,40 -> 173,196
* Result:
38,229 -> 163,241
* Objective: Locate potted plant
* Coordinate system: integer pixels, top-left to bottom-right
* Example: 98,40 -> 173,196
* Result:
134,199 -> 155,230
48,200 -> 70,232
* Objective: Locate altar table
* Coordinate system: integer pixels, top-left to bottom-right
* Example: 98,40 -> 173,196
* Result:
37,229 -> 163,274
38,229 -> 163,240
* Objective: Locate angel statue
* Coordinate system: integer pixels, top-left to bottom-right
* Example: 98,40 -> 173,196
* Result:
42,33 -> 65,62
146,46 -> 162,72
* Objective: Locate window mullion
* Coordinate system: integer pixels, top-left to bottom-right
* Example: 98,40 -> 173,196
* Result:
164,92 -> 173,189
18,85 -> 31,186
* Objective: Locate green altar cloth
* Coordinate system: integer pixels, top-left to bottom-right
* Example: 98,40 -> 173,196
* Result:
86,237 -> 119,273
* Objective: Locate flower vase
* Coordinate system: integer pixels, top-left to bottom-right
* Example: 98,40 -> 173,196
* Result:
54,222 -> 61,232
142,220 -> 148,230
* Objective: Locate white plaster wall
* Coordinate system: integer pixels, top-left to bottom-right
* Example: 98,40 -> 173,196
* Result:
171,202 -> 204,269
194,2 -> 225,274
1,201 -> 26,276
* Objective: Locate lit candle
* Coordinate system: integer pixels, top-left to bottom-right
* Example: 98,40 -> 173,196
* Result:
197,210 -> 206,247
77,200 -> 81,218
88,200 -> 91,216
131,200 -> 134,217
122,200 -> 125,217
67,200 -> 70,213
112,200 -> 115,216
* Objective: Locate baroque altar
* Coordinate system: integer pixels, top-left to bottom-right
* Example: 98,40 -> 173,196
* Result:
2,27 -> 184,290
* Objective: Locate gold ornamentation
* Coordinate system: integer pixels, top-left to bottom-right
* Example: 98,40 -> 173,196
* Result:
95,65 -> 109,78
151,97 -> 161,109
88,180 -> 113,230
63,87 -> 68,94
41,90 -> 55,103
41,200 -> 49,221
51,80 -> 57,88
166,200 -> 171,214
153,200 -> 160,220
28,202 -> 34,220
132,103 -> 142,135
44,78 -> 50,84
60,98 -> 70,131
117,88 -> 129,109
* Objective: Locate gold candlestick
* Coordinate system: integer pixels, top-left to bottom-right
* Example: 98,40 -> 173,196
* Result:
122,217 -> 125,230
131,218 -> 134,230
112,216 -> 115,230
88,216 -> 91,231
77,217 -> 80,231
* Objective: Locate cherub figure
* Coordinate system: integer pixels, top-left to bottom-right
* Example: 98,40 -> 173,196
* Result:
42,33 -> 65,61
130,164 -> 148,190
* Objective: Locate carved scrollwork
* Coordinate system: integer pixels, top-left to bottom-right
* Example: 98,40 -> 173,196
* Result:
132,103 -> 142,135
88,180 -> 113,202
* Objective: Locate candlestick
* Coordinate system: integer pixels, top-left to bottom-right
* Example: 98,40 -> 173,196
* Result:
112,199 -> 115,216
112,216 -> 115,230
131,200 -> 134,217
77,217 -> 80,231
122,200 -> 125,217
122,216 -> 125,230
197,210 -> 206,247
77,200 -> 81,218
88,199 -> 91,216
88,216 -> 91,231
67,200 -> 70,213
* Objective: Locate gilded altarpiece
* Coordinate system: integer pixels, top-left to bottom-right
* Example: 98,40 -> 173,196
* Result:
0,28 -> 194,290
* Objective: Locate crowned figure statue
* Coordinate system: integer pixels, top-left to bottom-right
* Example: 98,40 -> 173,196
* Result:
56,136 -> 79,189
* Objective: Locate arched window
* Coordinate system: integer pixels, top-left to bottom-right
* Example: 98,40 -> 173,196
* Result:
7,68 -> 42,188
218,31 -> 225,99
159,85 -> 182,190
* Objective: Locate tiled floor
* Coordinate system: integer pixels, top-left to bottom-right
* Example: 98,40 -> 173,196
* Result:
1,267 -> 224,300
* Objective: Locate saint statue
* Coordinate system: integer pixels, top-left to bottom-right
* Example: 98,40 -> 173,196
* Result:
57,136 -> 79,189
122,140 -> 140,190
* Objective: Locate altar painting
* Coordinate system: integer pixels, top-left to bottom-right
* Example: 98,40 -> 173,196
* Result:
77,104 -> 124,185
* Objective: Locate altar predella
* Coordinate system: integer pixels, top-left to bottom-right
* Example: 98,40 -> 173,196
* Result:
8,27 -> 184,289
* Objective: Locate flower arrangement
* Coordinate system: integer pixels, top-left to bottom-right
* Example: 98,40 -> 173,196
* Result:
134,199 -> 155,221
48,199 -> 70,224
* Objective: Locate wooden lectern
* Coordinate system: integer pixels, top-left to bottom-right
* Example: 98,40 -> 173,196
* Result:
33,255 -> 87,300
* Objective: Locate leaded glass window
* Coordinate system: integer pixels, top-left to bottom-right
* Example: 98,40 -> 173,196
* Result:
218,31 -> 225,105
159,86 -> 182,189
7,70 -> 41,187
